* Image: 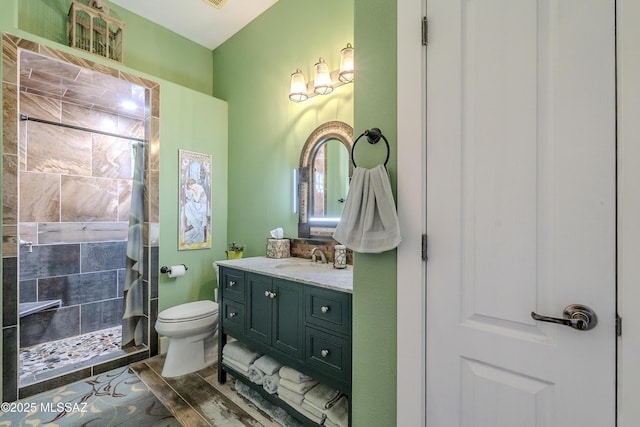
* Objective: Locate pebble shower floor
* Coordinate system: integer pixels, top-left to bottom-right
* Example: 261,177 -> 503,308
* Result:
19,326 -> 122,386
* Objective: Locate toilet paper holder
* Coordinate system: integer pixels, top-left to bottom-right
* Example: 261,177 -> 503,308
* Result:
160,264 -> 188,275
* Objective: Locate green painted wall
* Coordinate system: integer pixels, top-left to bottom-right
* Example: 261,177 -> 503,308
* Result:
352,1 -> 398,425
212,0 -> 354,256
16,0 -> 214,94
158,85 -> 228,310
213,0 -> 398,424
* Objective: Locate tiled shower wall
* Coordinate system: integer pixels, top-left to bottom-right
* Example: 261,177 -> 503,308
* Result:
2,33 -> 161,401
17,92 -> 140,348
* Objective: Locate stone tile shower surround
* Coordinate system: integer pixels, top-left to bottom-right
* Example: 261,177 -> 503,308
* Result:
17,86 -> 140,349
2,33 -> 161,401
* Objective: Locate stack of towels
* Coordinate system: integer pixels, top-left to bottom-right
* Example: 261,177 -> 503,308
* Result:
275,366 -> 349,426
221,341 -> 261,376
301,383 -> 348,427
248,355 -> 282,394
277,366 -> 322,424
321,395 -> 349,427
223,344 -> 350,427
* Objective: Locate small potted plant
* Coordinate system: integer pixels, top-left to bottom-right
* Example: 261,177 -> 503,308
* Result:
226,242 -> 245,259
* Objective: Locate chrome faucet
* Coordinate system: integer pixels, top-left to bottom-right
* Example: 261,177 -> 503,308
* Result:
310,247 -> 328,263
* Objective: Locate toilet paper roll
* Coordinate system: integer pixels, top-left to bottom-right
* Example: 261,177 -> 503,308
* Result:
167,265 -> 186,278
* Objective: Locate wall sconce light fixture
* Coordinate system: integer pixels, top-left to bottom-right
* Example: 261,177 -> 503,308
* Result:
289,43 -> 355,102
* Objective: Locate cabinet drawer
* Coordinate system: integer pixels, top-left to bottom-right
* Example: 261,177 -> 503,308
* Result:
305,327 -> 351,381
221,268 -> 245,302
306,287 -> 351,335
222,300 -> 245,334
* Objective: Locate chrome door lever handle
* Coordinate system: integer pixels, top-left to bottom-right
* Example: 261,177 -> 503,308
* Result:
531,304 -> 598,331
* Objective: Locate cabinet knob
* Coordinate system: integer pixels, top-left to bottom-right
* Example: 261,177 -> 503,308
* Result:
321,306 -> 330,314
265,290 -> 270,297
321,349 -> 330,358
229,281 -> 236,287
229,312 -> 237,318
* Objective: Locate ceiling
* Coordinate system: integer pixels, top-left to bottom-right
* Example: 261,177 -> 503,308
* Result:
109,0 -> 279,50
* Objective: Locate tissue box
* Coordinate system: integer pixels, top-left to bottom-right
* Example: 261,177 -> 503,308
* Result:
266,238 -> 290,258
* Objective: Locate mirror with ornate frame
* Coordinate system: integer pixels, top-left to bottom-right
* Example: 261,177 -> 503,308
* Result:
298,121 -> 353,238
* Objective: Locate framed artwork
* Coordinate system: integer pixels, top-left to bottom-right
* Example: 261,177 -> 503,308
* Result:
179,149 -> 212,250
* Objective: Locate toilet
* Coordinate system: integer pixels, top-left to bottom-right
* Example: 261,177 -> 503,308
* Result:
155,300 -> 219,377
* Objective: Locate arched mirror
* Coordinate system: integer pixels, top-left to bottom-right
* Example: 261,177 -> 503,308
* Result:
298,121 -> 353,238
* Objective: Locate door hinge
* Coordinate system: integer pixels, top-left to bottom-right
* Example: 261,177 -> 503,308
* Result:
422,234 -> 428,261
422,17 -> 428,46
616,314 -> 622,337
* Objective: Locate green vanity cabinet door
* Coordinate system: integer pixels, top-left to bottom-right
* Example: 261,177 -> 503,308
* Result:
272,278 -> 304,359
246,273 -> 304,359
247,273 -> 273,345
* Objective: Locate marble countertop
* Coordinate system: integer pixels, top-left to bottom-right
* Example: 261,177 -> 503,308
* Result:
215,256 -> 353,293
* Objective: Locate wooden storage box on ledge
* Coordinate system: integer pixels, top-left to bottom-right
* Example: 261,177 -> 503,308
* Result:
68,1 -> 124,62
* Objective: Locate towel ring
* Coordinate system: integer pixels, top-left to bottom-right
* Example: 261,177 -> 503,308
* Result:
351,128 -> 390,168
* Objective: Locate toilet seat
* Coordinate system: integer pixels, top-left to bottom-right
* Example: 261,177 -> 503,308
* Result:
158,300 -> 218,323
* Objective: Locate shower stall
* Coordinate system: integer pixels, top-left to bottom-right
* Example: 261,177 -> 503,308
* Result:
1,34 -> 161,401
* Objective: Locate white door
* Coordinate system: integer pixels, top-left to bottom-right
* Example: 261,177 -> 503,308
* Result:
425,0 -> 616,426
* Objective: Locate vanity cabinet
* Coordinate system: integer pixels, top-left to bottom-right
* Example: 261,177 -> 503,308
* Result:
246,273 -> 304,359
217,262 -> 352,426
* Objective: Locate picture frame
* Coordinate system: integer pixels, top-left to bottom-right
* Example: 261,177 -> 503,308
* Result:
178,149 -> 212,250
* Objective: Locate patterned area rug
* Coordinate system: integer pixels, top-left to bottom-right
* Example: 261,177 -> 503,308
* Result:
0,366 -> 180,426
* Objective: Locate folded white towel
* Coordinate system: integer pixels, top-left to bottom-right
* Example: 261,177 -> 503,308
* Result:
253,355 -> 282,376
279,378 -> 318,395
248,365 -> 265,385
279,366 -> 313,383
301,400 -> 324,419
333,164 -> 401,253
325,395 -> 349,427
222,357 -> 250,375
222,341 -> 261,367
277,386 -> 304,406
305,382 -> 342,409
279,396 -> 326,425
263,372 -> 280,394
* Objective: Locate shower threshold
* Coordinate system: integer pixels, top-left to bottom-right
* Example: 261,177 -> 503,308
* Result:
19,325 -> 126,387
18,300 -> 61,318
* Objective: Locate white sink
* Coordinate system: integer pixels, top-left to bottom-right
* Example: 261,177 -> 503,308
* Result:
274,261 -> 332,272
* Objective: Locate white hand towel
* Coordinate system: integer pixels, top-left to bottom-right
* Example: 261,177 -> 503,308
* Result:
333,164 -> 401,253
301,400 -> 324,419
279,366 -> 313,383
279,396 -> 325,425
305,382 -> 342,409
263,372 -> 280,394
325,395 -> 349,427
279,378 -> 318,395
222,341 -> 261,367
277,386 -> 305,406
253,355 -> 282,376
248,364 -> 265,385
222,357 -> 250,375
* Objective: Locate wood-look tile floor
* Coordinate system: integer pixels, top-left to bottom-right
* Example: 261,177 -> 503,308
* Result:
130,354 -> 282,427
